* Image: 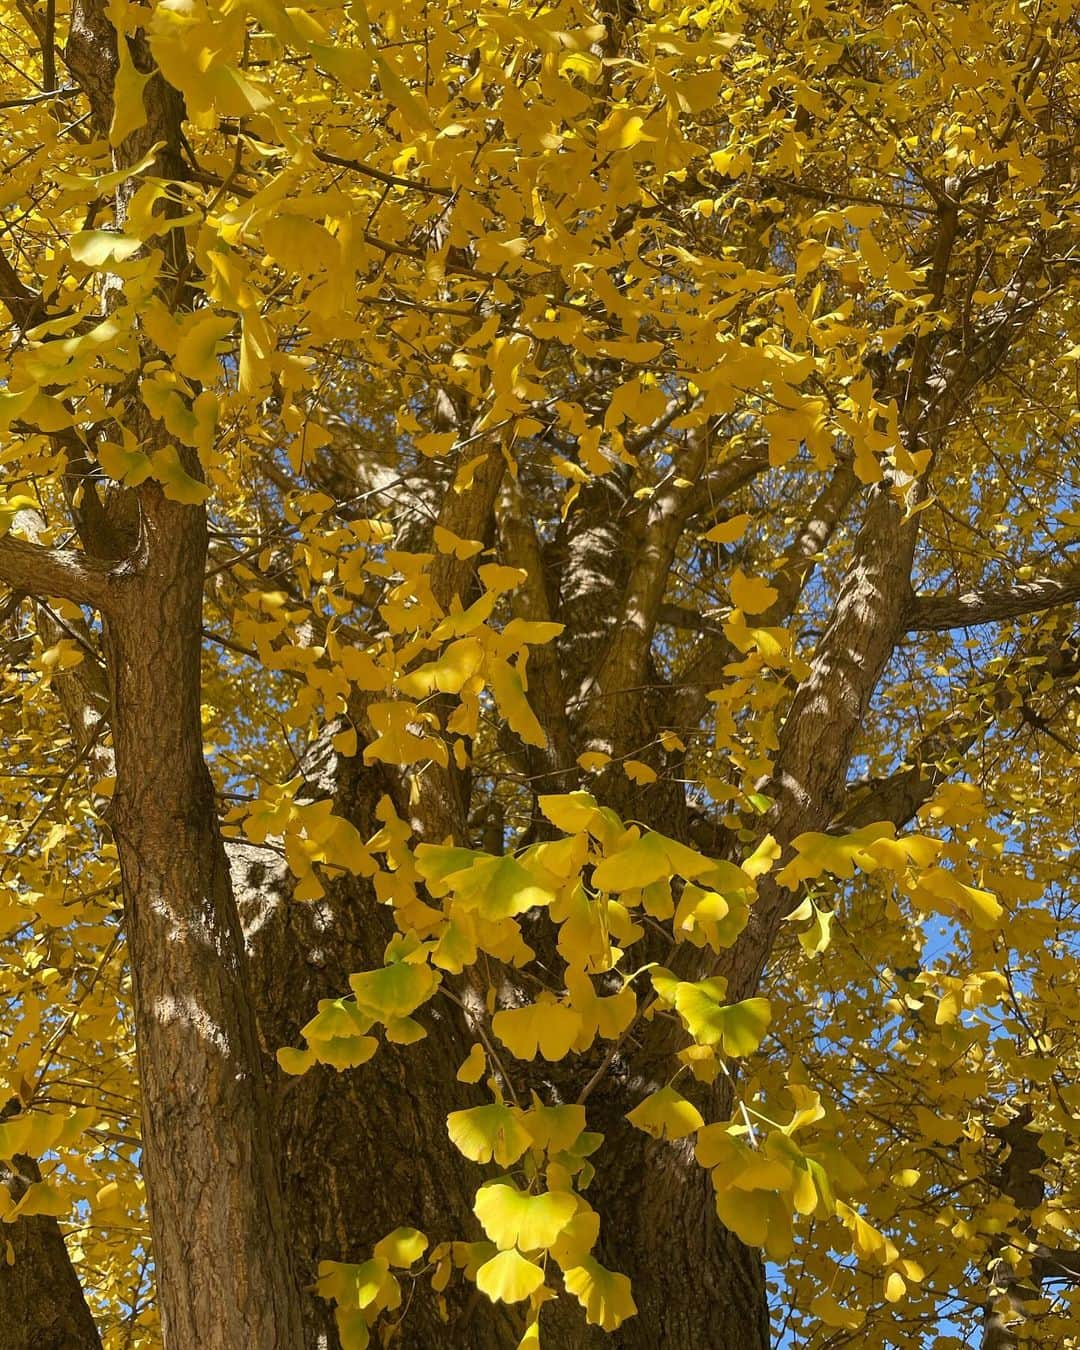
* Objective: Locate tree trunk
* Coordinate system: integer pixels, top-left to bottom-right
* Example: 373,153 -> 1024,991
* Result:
0,1102 -> 102,1350
103,483 -> 303,1349
594,1135 -> 769,1349
236,740 -> 515,1348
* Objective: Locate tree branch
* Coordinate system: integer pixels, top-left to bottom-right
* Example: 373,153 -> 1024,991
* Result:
907,561 -> 1080,631
590,424 -> 711,750
687,442 -> 770,520
657,602 -> 726,636
0,248 -> 49,330
759,461 -> 859,626
0,533 -> 116,611
837,634 -> 1080,829
497,473 -> 574,781
1034,1246 -> 1080,1284
671,460 -> 858,738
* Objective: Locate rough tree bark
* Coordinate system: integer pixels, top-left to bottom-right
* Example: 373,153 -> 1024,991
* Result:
0,0 -> 309,1343
101,481 -> 304,1348
235,735 -> 516,1349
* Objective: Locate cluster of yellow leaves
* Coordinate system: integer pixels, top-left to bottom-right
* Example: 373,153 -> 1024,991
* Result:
266,769 -> 1011,1335
315,1226 -> 430,1349
0,0 -> 1077,1341
217,518 -> 561,771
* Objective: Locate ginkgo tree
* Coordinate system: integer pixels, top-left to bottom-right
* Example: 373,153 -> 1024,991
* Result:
0,0 -> 1078,1346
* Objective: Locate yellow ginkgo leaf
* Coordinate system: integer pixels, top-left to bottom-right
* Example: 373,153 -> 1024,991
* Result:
517,1317 -> 541,1349
151,445 -> 212,505
564,967 -> 637,1042
447,1104 -> 532,1167
474,1181 -> 577,1253
373,1228 -> 427,1268
834,1201 -> 899,1264
0,387 -> 39,430
696,1127 -> 791,1191
364,701 -> 446,768
451,855 -> 557,921
523,834 -> 589,889
597,109 -> 648,152
334,1307 -> 370,1350
906,867 -> 1003,930
622,759 -> 657,784
742,833 -> 781,878
537,791 -> 601,833
397,637 -> 485,698
487,658 -> 546,748
704,512 -> 750,544
716,1186 -> 794,1259
316,1257 -> 400,1314
0,1107 -> 95,1160
109,34 -> 151,146
492,999 -> 583,1062
297,999 -> 372,1047
784,898 -> 834,956
433,524 -> 485,559
729,569 -> 779,615
626,1086 -> 704,1141
69,230 -> 143,267
174,312 -> 235,384
349,961 -> 439,1023
549,1206 -> 601,1269
521,1103 -> 586,1154
670,981 -> 772,1056
562,1257 -> 637,1331
276,1046 -> 316,1076
810,1292 -> 865,1330
775,821 -> 897,888
315,1037 -> 380,1070
373,53 -> 436,131
577,751 -> 611,771
475,1248 -> 546,1304
456,1043 -> 487,1083
711,1182 -> 768,1246
673,884 -> 750,951
592,830 -> 712,893
11,1181 -> 68,1220
413,844 -> 486,892
478,563 -> 528,594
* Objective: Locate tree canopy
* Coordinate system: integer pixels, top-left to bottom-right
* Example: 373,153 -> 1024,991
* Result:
0,0 -> 1078,1346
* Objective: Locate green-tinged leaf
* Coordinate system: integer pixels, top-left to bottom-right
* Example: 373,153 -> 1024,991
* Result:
69,230 -> 143,266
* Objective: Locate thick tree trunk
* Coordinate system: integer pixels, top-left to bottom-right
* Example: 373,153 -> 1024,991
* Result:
103,485 -> 303,1348
236,740 -> 515,1348
594,1135 -> 769,1349
55,0 -> 308,1337
231,721 -> 755,1350
556,1002 -> 769,1350
557,485 -> 921,1349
